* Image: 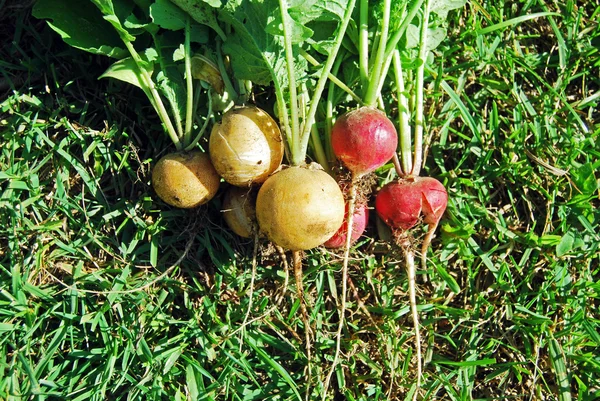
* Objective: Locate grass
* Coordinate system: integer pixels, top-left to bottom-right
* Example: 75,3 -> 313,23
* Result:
1,0 -> 599,400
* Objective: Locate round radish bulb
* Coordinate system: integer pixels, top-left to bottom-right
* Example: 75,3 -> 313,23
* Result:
331,107 -> 398,176
323,203 -> 369,248
375,177 -> 447,231
152,150 -> 220,209
256,165 -> 345,251
222,186 -> 256,238
209,106 -> 284,187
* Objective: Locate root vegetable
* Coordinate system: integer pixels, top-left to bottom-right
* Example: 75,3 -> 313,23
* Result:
331,107 -> 398,177
375,176 -> 447,231
255,165 -> 345,251
323,203 -> 369,249
152,150 -> 220,208
209,106 -> 284,187
375,176 -> 447,398
222,186 -> 256,238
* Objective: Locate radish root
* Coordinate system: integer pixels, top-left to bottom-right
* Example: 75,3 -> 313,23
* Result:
276,245 -> 290,305
239,234 -> 260,350
420,222 -> 438,272
403,247 -> 422,400
322,178 -> 357,400
293,250 -> 313,401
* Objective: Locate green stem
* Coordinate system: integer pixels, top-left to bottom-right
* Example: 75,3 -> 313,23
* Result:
151,33 -> 184,141
123,41 -> 181,150
325,55 -> 345,164
393,49 -> 412,175
363,0 -> 391,107
184,89 -> 213,151
216,40 -> 239,102
298,0 -> 357,165
184,17 -> 194,147
279,0 -> 301,165
299,49 -> 362,104
412,0 -> 430,177
310,124 -> 331,174
359,0 -> 369,91
384,0 -> 425,61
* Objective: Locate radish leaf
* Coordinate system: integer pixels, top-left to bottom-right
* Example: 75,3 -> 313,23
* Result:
32,0 -> 128,58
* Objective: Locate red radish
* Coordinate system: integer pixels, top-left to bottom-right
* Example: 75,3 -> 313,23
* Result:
331,107 -> 398,176
375,176 -> 447,231
323,204 -> 369,248
324,107 -> 398,393
375,175 -> 447,397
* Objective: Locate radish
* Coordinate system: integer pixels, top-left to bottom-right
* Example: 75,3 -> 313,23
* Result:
221,186 -> 256,238
375,176 -> 447,396
152,151 -> 220,209
323,106 -> 398,394
209,106 -> 284,187
323,203 -> 369,249
255,165 -> 345,251
331,107 -> 398,177
375,176 -> 447,232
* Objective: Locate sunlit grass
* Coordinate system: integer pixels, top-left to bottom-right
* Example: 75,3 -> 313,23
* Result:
1,1 -> 599,400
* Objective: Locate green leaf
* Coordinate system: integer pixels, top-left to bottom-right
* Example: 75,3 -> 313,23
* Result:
150,0 -> 208,42
406,25 -> 447,51
219,0 -> 307,87
99,57 -> 153,90
151,0 -> 188,29
430,0 -> 467,19
32,0 -> 128,58
90,0 -> 136,42
167,0 -> 227,40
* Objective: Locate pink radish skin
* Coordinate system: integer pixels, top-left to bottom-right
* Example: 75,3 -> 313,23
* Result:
375,176 -> 447,231
375,176 -> 447,400
324,204 -> 369,249
331,107 -> 398,176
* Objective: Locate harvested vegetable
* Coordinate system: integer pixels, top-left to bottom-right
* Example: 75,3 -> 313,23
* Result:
209,106 -> 284,187
222,186 -> 257,238
151,151 -> 220,209
331,107 -> 398,177
255,165 -> 345,251
323,204 -> 369,249
375,176 -> 447,232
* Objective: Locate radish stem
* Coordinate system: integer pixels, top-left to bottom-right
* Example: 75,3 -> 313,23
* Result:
363,0 -> 391,107
403,247 -> 422,401
325,56 -> 345,164
123,41 -> 181,150
278,0 -> 301,165
412,0 -> 430,177
299,49 -> 362,104
393,49 -> 412,175
183,17 -> 194,147
359,0 -> 369,91
298,0 -> 356,165
322,178 -> 357,400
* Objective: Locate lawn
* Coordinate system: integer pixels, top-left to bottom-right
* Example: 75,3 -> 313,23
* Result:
0,0 -> 599,400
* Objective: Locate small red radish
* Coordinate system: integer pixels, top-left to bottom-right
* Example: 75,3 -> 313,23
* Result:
323,204 -> 369,249
375,176 -> 447,397
375,176 -> 447,232
324,107 -> 398,392
331,107 -> 398,176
